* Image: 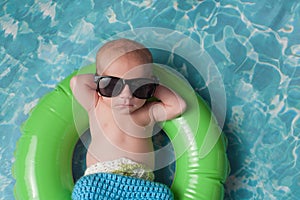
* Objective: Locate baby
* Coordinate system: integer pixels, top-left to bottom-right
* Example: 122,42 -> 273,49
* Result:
70,38 -> 186,182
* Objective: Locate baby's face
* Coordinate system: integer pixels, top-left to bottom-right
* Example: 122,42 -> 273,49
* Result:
99,55 -> 153,114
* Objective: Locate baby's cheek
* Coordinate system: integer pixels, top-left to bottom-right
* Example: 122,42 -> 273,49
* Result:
133,99 -> 147,109
102,97 -> 113,108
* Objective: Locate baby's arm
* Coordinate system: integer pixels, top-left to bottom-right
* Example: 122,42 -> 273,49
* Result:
150,85 -> 186,122
70,74 -> 98,111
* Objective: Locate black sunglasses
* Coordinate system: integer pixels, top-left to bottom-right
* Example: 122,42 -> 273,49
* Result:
94,75 -> 159,99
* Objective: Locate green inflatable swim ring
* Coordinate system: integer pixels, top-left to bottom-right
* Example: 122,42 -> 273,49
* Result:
13,63 -> 230,200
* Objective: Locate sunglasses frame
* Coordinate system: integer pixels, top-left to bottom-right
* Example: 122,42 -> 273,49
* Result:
94,74 -> 159,99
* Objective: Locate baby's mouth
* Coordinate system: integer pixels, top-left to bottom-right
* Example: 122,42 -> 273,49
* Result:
117,101 -> 134,107
119,104 -> 133,107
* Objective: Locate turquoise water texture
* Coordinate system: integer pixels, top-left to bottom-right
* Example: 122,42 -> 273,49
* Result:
1,0 -> 300,199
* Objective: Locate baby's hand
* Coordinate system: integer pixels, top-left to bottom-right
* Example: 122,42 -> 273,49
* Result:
149,85 -> 186,122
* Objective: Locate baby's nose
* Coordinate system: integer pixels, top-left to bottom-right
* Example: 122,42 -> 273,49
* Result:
119,84 -> 133,98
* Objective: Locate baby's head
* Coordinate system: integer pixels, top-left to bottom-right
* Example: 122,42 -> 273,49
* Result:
96,38 -> 153,76
95,39 -> 156,114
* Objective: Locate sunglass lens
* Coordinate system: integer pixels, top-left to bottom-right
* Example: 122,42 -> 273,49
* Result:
98,77 -> 123,97
133,84 -> 157,99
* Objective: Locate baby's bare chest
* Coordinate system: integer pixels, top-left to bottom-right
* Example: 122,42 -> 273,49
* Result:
89,109 -> 154,141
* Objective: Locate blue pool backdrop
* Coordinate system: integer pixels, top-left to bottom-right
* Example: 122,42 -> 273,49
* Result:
1,0 -> 300,199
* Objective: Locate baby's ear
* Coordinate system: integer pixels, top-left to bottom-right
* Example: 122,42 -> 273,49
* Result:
95,91 -> 102,101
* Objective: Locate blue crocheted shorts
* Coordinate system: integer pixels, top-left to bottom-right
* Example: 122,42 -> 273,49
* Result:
72,173 -> 174,200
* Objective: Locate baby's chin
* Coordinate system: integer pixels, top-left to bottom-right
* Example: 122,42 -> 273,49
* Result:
110,99 -> 147,114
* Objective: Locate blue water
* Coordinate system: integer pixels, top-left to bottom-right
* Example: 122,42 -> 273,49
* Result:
1,0 -> 300,199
